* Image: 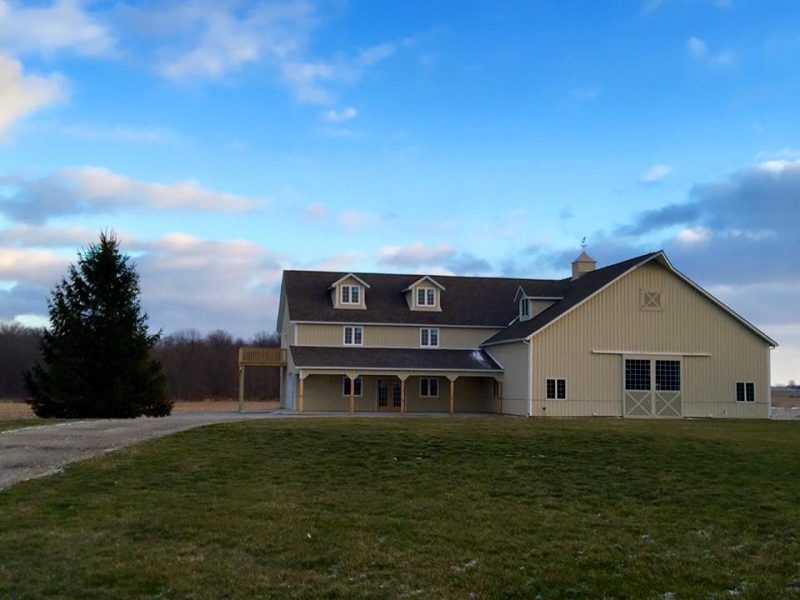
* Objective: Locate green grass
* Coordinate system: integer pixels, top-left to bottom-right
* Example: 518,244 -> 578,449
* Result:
0,419 -> 56,433
1,418 -> 799,599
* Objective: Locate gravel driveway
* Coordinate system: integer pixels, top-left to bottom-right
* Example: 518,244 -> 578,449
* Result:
0,411 -> 276,492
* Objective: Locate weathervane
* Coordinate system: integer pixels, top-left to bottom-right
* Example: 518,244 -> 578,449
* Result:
580,236 -> 587,250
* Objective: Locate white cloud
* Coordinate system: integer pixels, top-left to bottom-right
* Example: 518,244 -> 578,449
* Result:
339,209 -> 381,231
676,226 -> 712,244
0,0 -> 114,57
305,201 -> 329,220
62,123 -> 176,145
0,53 -> 66,139
640,164 -> 673,183
356,42 -> 395,66
378,241 -> 455,268
0,166 -> 260,223
686,36 -> 734,68
322,106 -> 357,122
757,159 -> 800,174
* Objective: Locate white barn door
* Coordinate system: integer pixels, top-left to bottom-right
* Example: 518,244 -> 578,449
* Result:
623,357 -> 682,418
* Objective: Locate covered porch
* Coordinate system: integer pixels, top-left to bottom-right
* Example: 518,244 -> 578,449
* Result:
289,346 -> 504,415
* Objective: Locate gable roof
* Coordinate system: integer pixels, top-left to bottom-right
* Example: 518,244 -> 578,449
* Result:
327,273 -> 371,289
482,251 -> 778,347
283,270 -> 567,327
402,275 -> 446,292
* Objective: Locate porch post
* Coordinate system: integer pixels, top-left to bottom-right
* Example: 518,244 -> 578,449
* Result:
498,380 -> 504,415
399,375 -> 408,415
298,373 -> 305,414
447,375 -> 458,415
238,365 -> 245,413
278,366 -> 284,406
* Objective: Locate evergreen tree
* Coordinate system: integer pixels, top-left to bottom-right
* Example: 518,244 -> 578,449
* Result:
25,232 -> 171,418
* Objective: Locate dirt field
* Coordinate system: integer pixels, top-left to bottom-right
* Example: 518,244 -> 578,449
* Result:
0,400 -> 279,420
771,388 -> 800,408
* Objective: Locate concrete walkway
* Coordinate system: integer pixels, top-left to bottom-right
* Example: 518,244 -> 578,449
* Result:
0,411 -> 276,492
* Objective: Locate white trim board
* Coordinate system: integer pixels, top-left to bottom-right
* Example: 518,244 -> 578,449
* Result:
592,350 -> 711,357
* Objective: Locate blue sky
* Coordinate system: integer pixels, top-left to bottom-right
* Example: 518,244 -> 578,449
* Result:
0,0 -> 798,382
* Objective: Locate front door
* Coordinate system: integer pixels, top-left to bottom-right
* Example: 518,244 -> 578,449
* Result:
623,358 -> 682,417
377,379 -> 402,412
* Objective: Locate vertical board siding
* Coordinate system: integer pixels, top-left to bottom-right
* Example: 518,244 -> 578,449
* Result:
296,324 -> 498,349
532,262 -> 770,418
485,342 -> 529,415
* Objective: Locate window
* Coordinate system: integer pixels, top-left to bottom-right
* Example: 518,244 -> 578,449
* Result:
420,328 -> 439,347
736,382 -> 756,403
546,378 -> 567,400
656,360 -> 681,391
420,377 -> 439,397
343,326 -> 363,346
341,285 -> 361,304
520,298 -> 530,318
342,376 -> 362,397
417,287 -> 436,306
625,359 -> 651,391
641,290 -> 662,311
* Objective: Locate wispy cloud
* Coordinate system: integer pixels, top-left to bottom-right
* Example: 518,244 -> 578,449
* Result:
304,201 -> 329,220
0,0 -> 115,57
322,106 -> 357,122
0,53 -> 67,140
686,36 -> 734,68
640,164 -> 673,184
0,166 -> 261,223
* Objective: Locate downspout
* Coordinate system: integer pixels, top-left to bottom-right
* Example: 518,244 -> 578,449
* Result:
524,338 -> 532,417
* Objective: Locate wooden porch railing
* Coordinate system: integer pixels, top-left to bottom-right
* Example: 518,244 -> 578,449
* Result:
238,347 -> 287,367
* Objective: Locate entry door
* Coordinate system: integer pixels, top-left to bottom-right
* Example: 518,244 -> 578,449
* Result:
623,358 -> 682,417
377,379 -> 401,412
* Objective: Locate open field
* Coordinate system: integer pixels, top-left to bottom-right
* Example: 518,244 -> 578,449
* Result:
0,399 -> 279,421
0,418 -> 798,599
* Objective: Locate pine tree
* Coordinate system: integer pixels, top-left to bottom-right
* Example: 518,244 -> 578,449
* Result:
25,232 -> 171,418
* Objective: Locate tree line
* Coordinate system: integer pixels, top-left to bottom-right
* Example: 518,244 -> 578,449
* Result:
0,322 -> 281,402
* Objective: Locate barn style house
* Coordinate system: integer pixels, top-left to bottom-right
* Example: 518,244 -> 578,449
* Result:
276,251 -> 776,418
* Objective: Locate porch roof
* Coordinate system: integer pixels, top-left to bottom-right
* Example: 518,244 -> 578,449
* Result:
290,346 -> 502,372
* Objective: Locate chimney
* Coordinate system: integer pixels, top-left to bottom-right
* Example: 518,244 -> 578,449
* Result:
571,251 -> 596,280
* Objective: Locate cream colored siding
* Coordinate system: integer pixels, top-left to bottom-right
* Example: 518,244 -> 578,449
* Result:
531,261 -> 770,418
296,324 -> 498,348
531,299 -> 556,318
299,374 -> 495,413
484,342 -> 529,415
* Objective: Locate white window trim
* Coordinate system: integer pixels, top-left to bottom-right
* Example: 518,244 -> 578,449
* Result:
420,327 -> 439,347
342,376 -> 363,397
735,381 -> 756,403
545,378 -> 568,400
340,285 -> 361,305
416,287 -> 436,307
343,325 -> 363,346
420,377 -> 440,397
520,298 -> 530,318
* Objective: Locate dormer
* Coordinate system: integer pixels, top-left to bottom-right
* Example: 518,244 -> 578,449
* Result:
514,286 -> 562,321
328,273 -> 370,310
403,276 -> 445,312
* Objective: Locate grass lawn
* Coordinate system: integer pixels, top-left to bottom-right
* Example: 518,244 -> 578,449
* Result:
0,418 -> 799,599
0,419 -> 54,433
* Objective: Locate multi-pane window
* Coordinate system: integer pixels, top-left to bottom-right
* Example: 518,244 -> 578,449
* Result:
736,382 -> 756,403
420,377 -> 439,397
546,378 -> 567,400
343,326 -> 363,346
420,328 -> 439,347
341,285 -> 361,304
342,376 -> 362,397
417,287 -> 436,306
655,360 -> 681,391
625,359 -> 651,391
520,298 -> 530,318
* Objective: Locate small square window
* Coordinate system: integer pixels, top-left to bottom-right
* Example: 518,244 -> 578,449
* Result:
546,378 -> 567,400
420,377 -> 439,397
420,328 -> 439,347
736,382 -> 756,403
341,285 -> 360,304
417,287 -> 436,306
343,326 -> 363,346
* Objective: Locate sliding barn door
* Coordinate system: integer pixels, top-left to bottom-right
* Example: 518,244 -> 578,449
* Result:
623,357 -> 682,418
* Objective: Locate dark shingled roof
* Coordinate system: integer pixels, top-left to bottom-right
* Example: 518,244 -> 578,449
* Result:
283,271 -> 568,327
482,252 -> 660,345
290,346 -> 502,371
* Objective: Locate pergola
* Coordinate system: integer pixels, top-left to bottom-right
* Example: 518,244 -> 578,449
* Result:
237,347 -> 287,412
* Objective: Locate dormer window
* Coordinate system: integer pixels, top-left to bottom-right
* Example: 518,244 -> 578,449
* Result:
417,287 -> 435,307
520,298 -> 530,318
341,285 -> 361,305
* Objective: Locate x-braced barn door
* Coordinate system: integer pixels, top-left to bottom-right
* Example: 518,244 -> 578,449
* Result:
623,357 -> 682,418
